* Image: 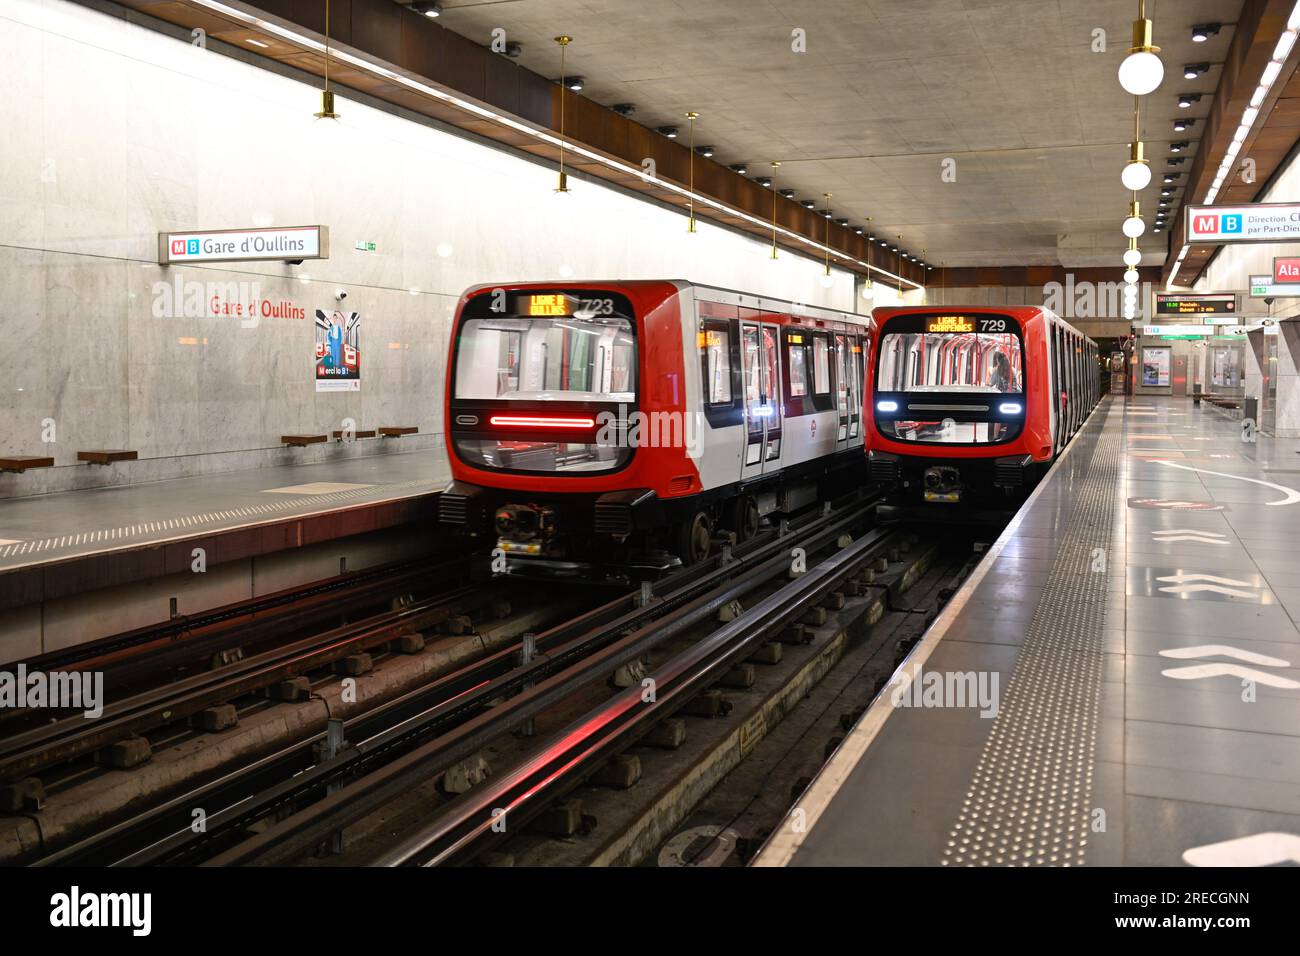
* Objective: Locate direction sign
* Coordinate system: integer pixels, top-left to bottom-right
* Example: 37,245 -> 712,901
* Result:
1186,202 -> 1300,243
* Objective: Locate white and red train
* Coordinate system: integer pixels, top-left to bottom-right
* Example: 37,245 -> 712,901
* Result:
864,305 -> 1100,502
439,280 -> 872,572
439,286 -> 1100,571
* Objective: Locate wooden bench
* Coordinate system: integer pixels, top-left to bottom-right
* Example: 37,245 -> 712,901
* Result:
77,450 -> 138,465
0,456 -> 54,474
281,434 -> 329,447
378,426 -> 418,438
332,429 -> 377,440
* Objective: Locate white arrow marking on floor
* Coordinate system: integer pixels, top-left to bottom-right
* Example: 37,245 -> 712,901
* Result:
1161,663 -> 1300,688
1149,460 -> 1300,506
1151,530 -> 1229,545
1184,832 -> 1300,867
1159,645 -> 1291,667
1156,572 -> 1254,586
1159,583 -> 1258,598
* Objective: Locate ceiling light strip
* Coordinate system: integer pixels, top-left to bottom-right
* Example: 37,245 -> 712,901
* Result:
186,0 -> 923,289
1172,1 -> 1300,285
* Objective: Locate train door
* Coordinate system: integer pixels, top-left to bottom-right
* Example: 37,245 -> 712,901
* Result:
739,316 -> 783,479
851,335 -> 865,439
834,332 -> 851,447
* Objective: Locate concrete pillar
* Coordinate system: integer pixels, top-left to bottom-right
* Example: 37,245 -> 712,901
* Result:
1272,321 -> 1300,437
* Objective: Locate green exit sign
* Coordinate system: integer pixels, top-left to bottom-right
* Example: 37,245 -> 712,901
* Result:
354,240 -> 377,252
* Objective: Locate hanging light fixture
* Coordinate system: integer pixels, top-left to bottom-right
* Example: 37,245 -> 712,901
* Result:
553,36 -> 573,193
819,193 -> 835,287
1123,238 -> 1142,267
685,112 -> 699,233
313,0 -> 341,122
895,236 -> 904,296
1121,100 -> 1152,190
1122,199 -> 1145,238
1124,268 -> 1139,284
1118,0 -> 1164,95
768,161 -> 781,260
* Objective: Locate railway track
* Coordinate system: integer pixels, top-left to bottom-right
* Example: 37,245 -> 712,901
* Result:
199,493 -> 894,867
372,520 -> 906,866
27,491 -> 883,866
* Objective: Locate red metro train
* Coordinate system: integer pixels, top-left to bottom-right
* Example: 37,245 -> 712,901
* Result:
438,280 -> 872,573
864,306 -> 1100,503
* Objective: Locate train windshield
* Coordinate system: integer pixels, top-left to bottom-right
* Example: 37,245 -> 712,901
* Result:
451,294 -> 637,474
454,314 -> 636,402
875,316 -> 1024,445
877,331 -> 1023,393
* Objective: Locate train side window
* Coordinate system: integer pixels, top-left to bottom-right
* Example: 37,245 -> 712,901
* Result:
701,322 -> 732,404
699,318 -> 743,428
812,334 -> 831,395
788,337 -> 809,398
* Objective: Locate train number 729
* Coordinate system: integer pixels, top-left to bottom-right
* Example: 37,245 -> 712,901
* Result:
978,318 -> 1008,333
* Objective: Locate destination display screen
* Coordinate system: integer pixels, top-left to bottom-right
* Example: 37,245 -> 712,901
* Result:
925,315 -> 977,334
1154,293 -> 1236,315
523,293 -> 571,316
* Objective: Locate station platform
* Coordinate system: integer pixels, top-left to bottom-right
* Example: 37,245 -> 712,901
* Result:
756,395 -> 1300,868
0,449 -> 449,612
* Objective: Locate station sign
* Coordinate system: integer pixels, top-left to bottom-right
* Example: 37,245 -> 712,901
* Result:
1185,202 -> 1300,243
1153,292 -> 1237,315
1275,257 -> 1300,283
159,225 -> 329,264
1249,273 -> 1300,297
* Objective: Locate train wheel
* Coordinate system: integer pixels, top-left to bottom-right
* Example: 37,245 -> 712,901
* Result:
674,510 -> 713,566
725,494 -> 760,542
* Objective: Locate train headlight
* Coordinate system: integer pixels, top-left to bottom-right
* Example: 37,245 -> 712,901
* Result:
877,400 -> 899,413
998,402 -> 1023,415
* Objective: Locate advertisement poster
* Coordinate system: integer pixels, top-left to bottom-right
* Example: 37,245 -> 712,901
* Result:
315,308 -> 361,392
1141,347 -> 1170,387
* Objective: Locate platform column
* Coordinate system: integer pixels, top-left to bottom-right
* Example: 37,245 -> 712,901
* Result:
1273,322 -> 1300,437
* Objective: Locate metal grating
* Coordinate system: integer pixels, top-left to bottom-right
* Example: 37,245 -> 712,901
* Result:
942,405 -> 1122,867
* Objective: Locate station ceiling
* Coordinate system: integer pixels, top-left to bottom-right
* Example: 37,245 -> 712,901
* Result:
426,0 -> 1246,270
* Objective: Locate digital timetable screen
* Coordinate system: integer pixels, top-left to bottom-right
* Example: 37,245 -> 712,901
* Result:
1154,293 -> 1237,316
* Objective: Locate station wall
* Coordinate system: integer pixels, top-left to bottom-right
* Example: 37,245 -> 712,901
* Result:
0,0 -> 889,495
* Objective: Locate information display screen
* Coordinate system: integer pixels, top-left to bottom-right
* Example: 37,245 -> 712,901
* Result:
925,315 -> 976,334
523,293 -> 571,317
1154,293 -> 1236,316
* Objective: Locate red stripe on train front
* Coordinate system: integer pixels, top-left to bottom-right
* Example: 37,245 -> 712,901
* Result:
487,415 -> 597,429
